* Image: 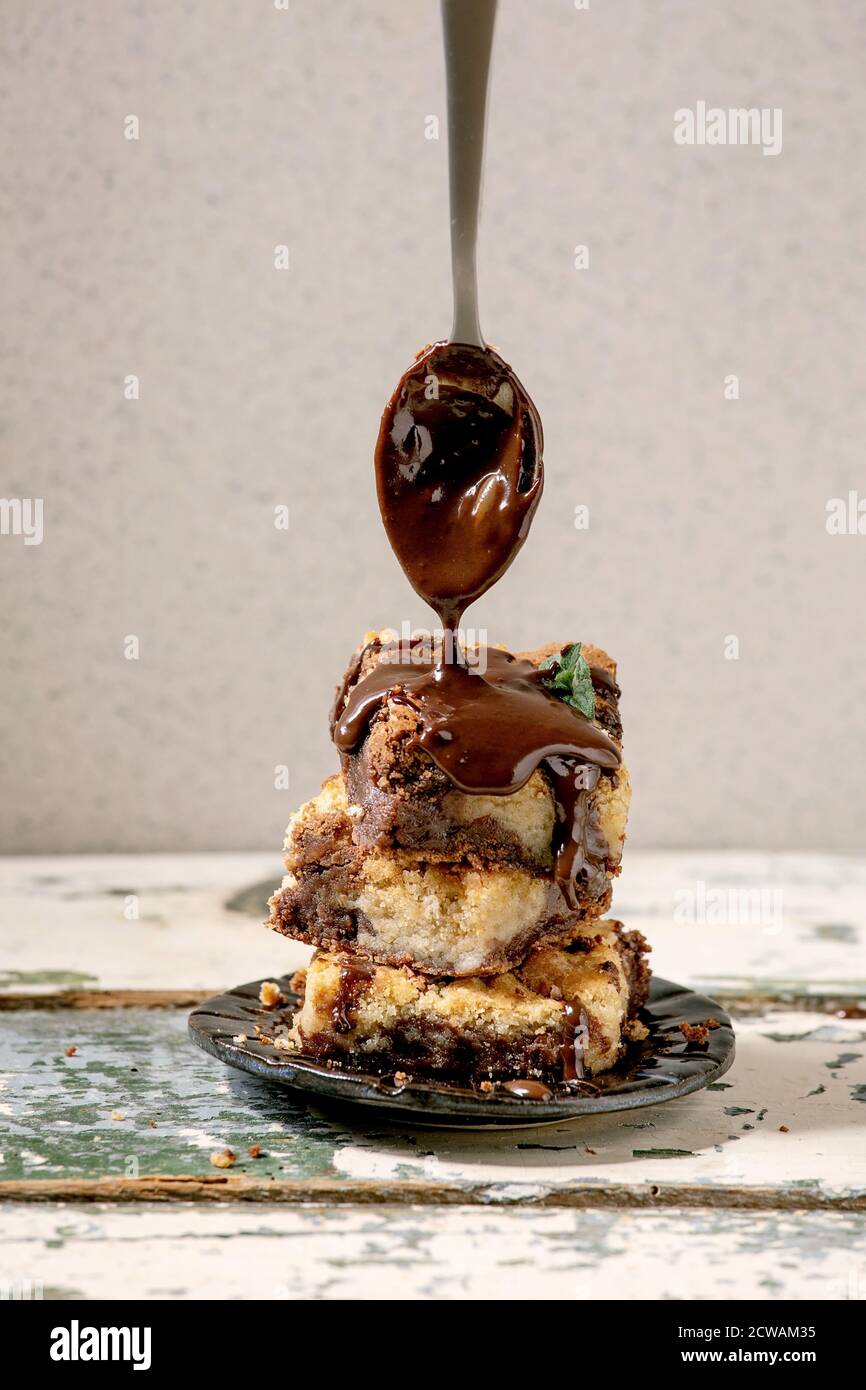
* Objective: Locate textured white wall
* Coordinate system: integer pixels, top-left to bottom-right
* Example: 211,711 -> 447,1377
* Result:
1,0 -> 864,853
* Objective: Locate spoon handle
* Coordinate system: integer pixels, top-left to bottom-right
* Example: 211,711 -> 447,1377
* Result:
441,0 -> 498,348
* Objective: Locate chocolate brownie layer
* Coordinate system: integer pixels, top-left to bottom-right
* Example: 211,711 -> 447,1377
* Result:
331,634 -> 629,875
284,919 -> 651,1080
269,774 -> 614,976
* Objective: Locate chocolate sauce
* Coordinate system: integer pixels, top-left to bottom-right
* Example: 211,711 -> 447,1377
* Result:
375,342 -> 543,633
500,1078 -> 552,1101
331,959 -> 376,1034
588,663 -> 617,695
341,340 -> 620,909
334,644 -> 620,905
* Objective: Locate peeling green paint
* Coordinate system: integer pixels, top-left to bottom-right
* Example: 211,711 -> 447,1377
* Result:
2,1003 -> 863,1202
0,1008 -> 352,1183
0,970 -> 99,988
826,1053 -> 862,1071
632,1149 -> 693,1158
812,925 -> 857,944
765,1029 -> 866,1044
758,1275 -> 785,1293
698,976 -> 866,999
517,1142 -> 580,1152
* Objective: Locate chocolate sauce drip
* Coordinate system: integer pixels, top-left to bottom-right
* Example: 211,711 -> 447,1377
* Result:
329,641 -> 370,737
331,959 -> 376,1034
334,645 -> 620,904
588,663 -> 617,695
375,342 -> 543,633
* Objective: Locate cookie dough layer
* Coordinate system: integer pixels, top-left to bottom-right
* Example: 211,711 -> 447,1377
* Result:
334,635 -> 629,874
269,776 -> 613,977
286,919 -> 650,1080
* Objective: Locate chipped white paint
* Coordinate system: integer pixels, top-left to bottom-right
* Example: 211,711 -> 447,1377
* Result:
617,852 -> 866,997
1,850 -> 864,1299
325,1010 -> 866,1200
0,853 -> 301,993
1,851 -> 864,997
175,1128 -> 235,1155
1,1203 -> 864,1301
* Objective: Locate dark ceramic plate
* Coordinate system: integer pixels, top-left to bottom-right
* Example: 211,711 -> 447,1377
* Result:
189,975 -> 735,1128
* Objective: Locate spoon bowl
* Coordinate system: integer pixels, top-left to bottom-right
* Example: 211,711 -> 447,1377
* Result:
375,340 -> 543,630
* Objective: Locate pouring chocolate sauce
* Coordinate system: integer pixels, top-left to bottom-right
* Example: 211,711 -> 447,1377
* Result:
334,0 -> 622,911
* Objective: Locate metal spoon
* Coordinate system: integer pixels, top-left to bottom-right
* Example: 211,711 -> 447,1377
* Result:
374,0 -> 543,630
442,0 -> 497,348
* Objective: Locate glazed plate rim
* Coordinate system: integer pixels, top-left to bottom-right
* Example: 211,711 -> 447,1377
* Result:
188,974 -> 735,1128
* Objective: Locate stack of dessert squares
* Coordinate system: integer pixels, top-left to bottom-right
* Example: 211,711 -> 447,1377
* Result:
268,633 -> 650,1084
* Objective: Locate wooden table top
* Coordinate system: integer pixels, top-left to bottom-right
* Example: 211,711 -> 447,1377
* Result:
2,850 -> 864,1300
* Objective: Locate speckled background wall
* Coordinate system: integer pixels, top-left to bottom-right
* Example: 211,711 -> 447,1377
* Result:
1,0 -> 863,853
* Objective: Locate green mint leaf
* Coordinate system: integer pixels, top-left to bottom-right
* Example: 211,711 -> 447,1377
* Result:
540,642 -> 595,720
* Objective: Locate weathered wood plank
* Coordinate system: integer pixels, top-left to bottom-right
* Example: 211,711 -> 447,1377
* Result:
2,851 -> 864,998
2,1203 -> 864,1300
1,1006 -> 863,1203
0,991 -> 204,1013
2,1177 -> 863,1212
